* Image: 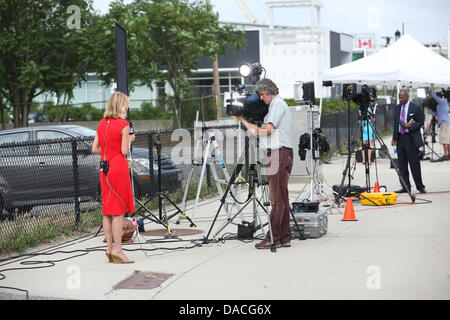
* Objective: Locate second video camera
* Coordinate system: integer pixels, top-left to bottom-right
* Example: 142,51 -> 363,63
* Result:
343,83 -> 377,109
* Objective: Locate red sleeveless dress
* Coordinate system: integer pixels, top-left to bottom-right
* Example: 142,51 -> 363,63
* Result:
96,118 -> 135,216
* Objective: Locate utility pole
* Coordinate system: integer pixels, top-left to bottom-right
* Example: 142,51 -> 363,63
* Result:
205,0 -> 221,121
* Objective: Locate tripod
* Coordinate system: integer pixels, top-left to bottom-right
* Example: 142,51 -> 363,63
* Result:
94,132 -> 176,238
359,106 -> 380,192
202,135 -> 278,252
132,131 -> 197,237
422,117 -> 442,161
338,100 -> 416,204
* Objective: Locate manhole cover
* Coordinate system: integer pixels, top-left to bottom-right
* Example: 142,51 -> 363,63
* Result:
113,271 -> 174,290
141,228 -> 203,237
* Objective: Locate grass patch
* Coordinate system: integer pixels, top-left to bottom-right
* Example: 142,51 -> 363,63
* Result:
0,204 -> 103,255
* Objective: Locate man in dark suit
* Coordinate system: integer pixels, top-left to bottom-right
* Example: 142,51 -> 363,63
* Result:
391,89 -> 426,193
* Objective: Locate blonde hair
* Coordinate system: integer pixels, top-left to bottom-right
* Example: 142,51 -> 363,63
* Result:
103,92 -> 129,119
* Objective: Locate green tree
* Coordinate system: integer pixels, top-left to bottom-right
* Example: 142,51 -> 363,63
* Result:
0,0 -> 96,127
80,0 -> 143,95
136,0 -> 246,127
90,0 -> 246,128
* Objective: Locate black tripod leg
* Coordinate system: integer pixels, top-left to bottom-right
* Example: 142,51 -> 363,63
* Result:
203,162 -> 244,243
290,208 -> 306,240
213,199 -> 252,240
372,126 -> 415,203
164,193 -> 198,227
203,134 -> 253,243
134,198 -> 172,233
337,122 -> 361,202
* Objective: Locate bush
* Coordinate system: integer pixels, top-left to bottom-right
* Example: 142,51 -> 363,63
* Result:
284,97 -> 360,114
180,97 -> 216,127
67,103 -> 104,121
129,101 -> 172,120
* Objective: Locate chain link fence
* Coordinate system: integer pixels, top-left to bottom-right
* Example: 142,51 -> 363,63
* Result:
320,104 -> 395,151
0,103 -> 396,255
0,125 -> 241,254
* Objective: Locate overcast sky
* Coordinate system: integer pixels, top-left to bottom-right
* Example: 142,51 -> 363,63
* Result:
92,0 -> 450,45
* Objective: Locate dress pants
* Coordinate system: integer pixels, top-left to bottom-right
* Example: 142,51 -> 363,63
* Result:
265,148 -> 294,244
397,133 -> 425,191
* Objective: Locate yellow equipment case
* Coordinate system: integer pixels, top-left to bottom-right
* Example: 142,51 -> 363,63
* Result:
360,192 -> 397,206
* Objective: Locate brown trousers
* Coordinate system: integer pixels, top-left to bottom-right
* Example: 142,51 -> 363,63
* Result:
265,148 -> 293,244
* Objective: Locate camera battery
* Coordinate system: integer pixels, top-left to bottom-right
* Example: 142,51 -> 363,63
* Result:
290,207 -> 328,239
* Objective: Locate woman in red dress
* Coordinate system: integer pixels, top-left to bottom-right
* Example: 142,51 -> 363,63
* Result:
92,92 -> 135,264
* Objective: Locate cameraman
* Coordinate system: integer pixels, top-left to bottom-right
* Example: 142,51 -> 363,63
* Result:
235,78 -> 294,250
429,84 -> 450,161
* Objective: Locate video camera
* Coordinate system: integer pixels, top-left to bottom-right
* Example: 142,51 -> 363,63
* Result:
442,88 -> 450,101
298,128 -> 330,160
422,88 -> 450,112
422,96 -> 438,112
225,84 -> 269,124
342,83 -> 377,112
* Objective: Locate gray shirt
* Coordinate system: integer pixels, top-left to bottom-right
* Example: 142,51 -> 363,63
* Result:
260,95 -> 294,150
430,92 -> 450,126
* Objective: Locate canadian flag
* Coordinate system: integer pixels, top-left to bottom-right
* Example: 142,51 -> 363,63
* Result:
358,39 -> 372,48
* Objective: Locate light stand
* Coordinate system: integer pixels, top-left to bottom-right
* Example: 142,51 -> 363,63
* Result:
294,103 -> 341,212
294,81 -> 341,210
132,131 -> 197,238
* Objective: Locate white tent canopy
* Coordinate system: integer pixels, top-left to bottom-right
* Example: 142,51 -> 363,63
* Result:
321,34 -> 450,87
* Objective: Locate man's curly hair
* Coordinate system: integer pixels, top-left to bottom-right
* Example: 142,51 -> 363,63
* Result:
254,78 -> 279,95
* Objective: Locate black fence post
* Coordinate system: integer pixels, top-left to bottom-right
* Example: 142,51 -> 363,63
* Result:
206,164 -> 212,190
335,113 -> 340,151
148,133 -> 154,195
71,139 -> 81,230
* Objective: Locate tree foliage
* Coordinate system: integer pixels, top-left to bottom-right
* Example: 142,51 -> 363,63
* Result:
89,0 -> 246,127
0,0 -> 96,127
0,0 -> 246,128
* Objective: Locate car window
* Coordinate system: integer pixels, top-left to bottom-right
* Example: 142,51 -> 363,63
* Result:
36,130 -> 72,155
68,126 -> 96,137
0,132 -> 30,156
0,132 -> 29,144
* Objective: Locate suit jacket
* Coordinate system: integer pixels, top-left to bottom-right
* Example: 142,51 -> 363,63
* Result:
392,101 -> 424,148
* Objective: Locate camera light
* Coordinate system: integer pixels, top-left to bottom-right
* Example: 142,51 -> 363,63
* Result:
239,63 -> 252,77
239,62 -> 263,78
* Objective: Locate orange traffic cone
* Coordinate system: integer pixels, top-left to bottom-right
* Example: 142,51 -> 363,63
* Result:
373,181 -> 380,193
341,197 -> 358,221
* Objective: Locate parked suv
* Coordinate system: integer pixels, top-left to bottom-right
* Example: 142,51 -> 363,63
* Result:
0,125 -> 182,216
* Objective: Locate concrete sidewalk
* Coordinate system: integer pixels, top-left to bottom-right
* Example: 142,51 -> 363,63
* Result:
1,149 -> 449,301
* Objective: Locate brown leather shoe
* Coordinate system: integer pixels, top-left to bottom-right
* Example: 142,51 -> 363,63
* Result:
111,251 -> 134,264
105,250 -> 113,263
